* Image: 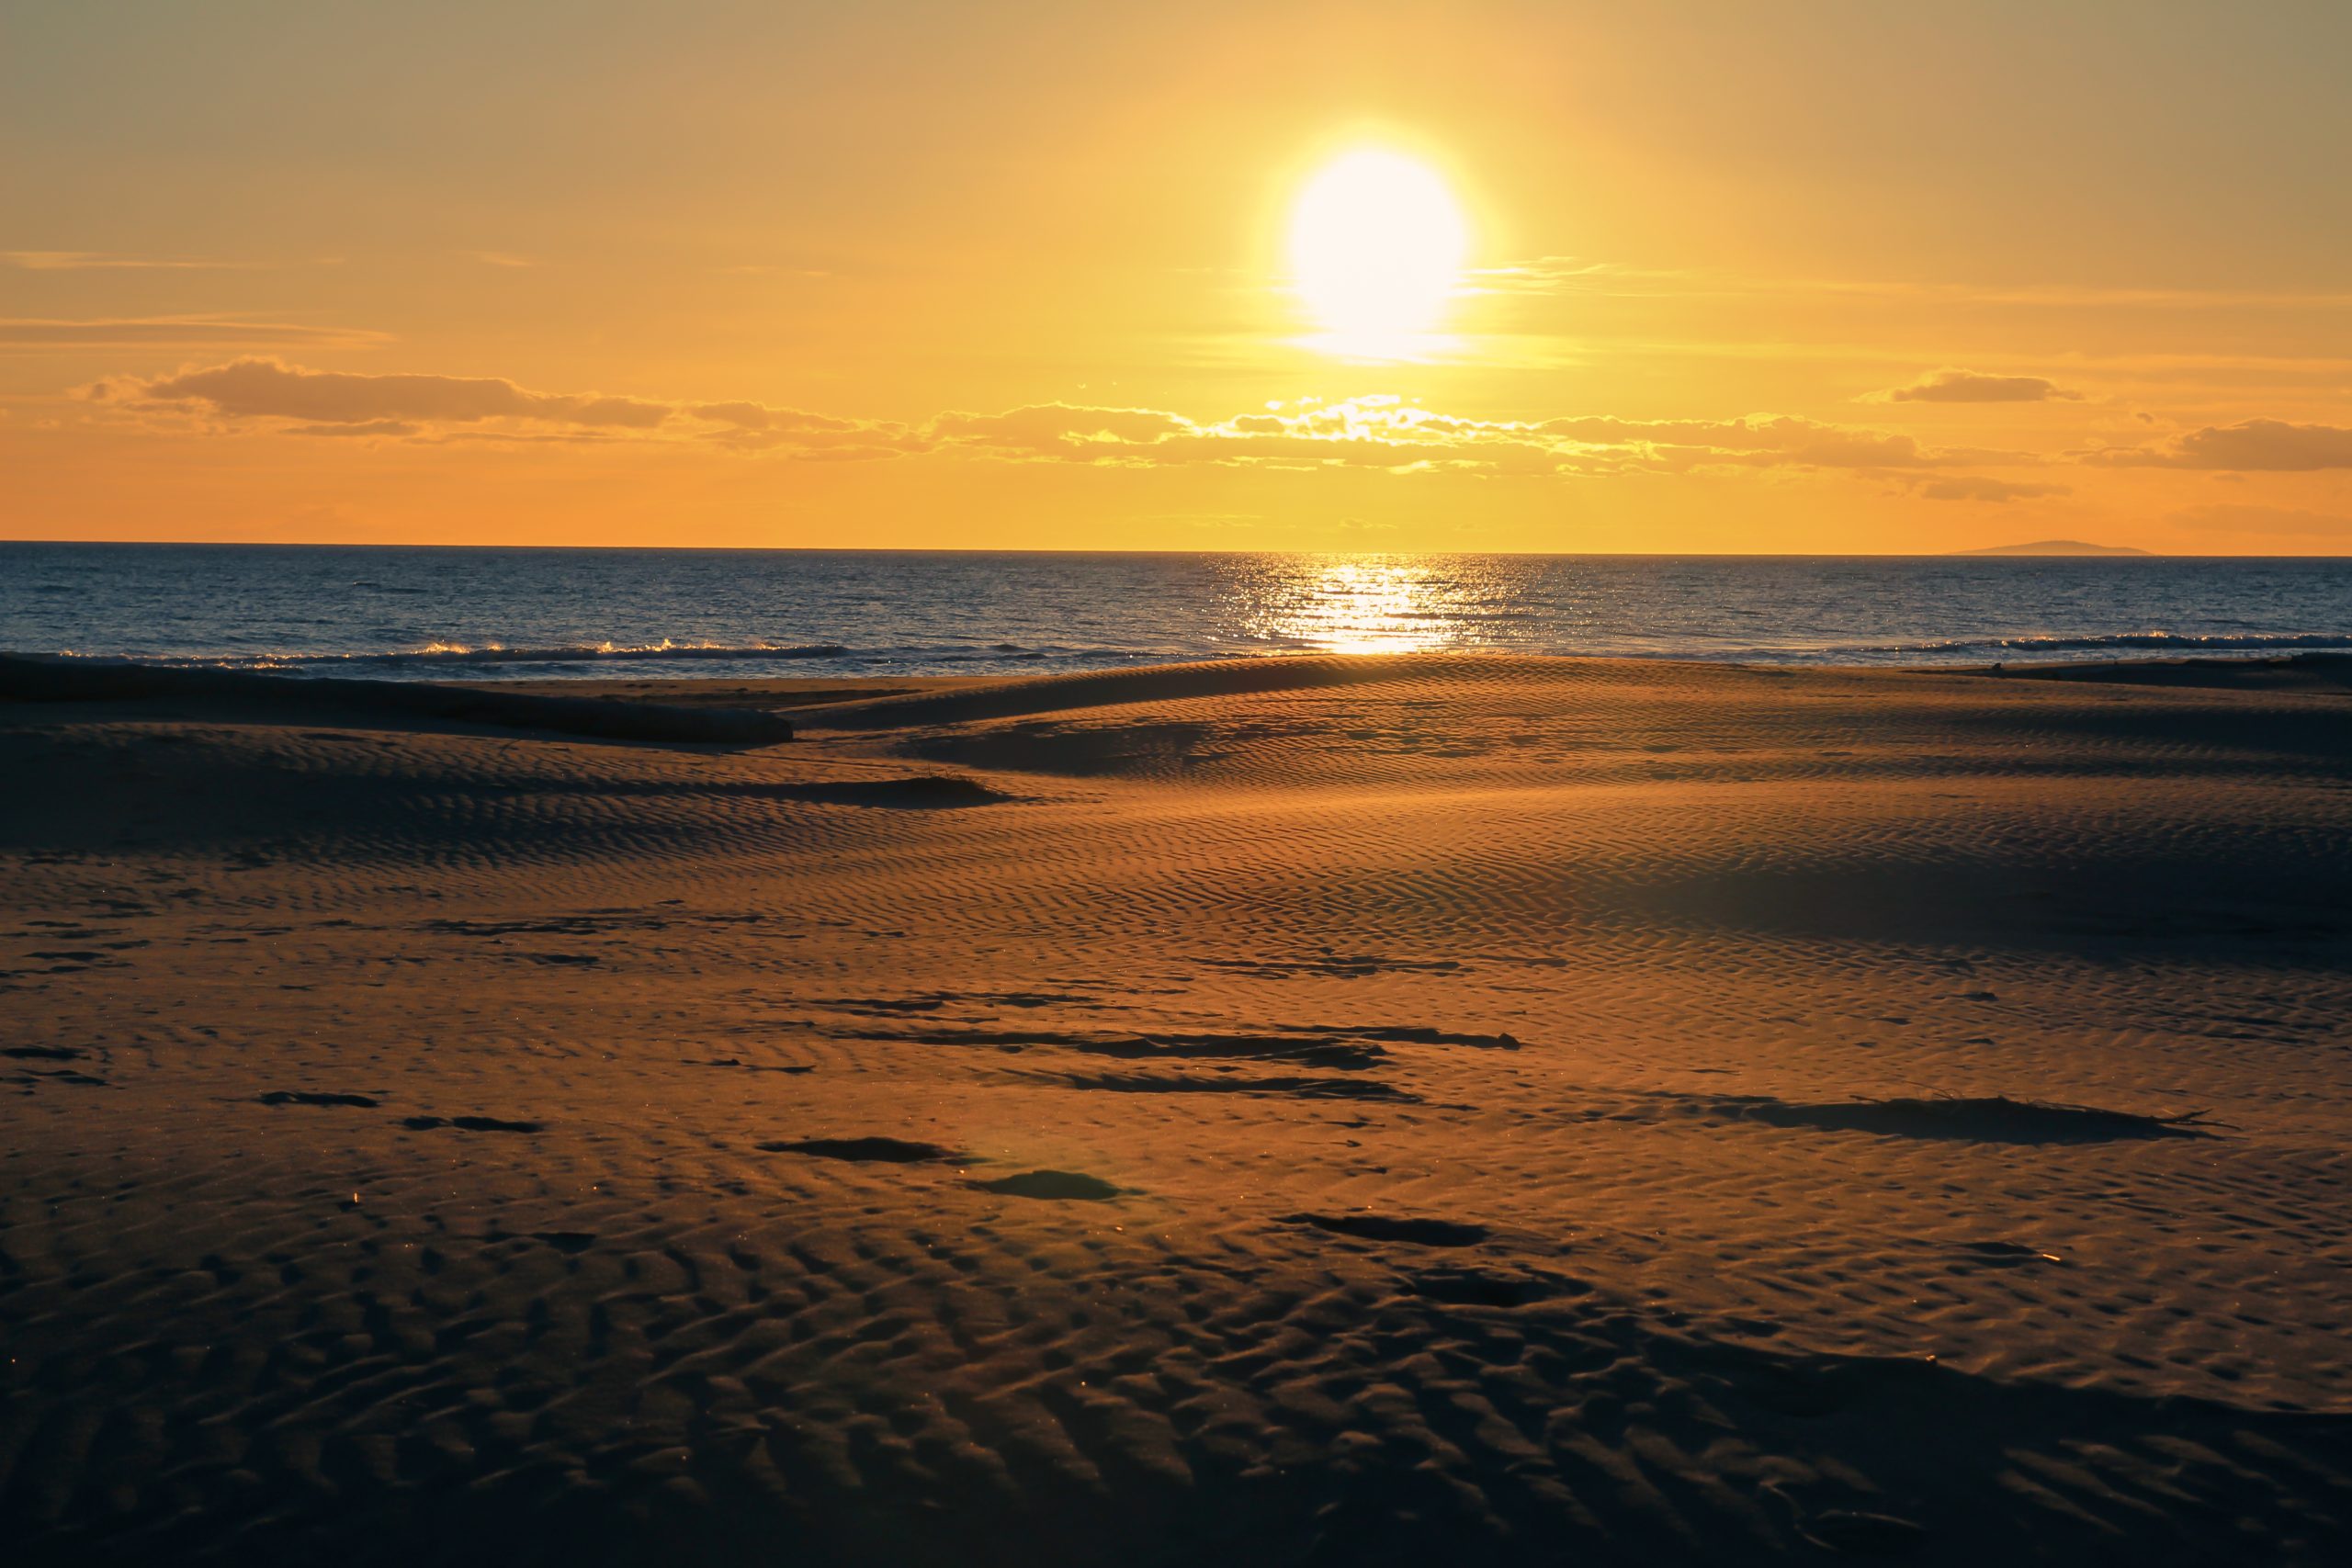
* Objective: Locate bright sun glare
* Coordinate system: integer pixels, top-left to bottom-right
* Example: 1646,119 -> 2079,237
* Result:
1287,149 -> 1468,359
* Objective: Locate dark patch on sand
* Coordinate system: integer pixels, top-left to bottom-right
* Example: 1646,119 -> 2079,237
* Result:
762,1135 -> 964,1164
970,1169 -> 1124,1201
1073,1034 -> 1390,1070
1049,1071 -> 1419,1101
1203,954 -> 1466,979
1405,1265 -> 1586,1307
775,774 -> 1018,809
1288,1212 -> 1491,1247
1725,1094 -> 2211,1145
901,719 -> 1222,778
531,1231 -> 597,1255
402,1114 -> 543,1134
1311,1024 -> 1522,1051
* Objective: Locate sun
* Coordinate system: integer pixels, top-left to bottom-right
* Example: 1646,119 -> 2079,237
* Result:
1287,148 -> 1469,359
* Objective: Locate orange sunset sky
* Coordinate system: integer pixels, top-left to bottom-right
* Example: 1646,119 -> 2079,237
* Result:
5,1 -> 2350,554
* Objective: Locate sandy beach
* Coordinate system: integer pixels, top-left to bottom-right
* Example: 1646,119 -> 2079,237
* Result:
5,652 -> 2350,1564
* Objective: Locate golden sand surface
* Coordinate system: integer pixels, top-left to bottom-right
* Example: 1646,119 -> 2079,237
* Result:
4,654 -> 2350,1564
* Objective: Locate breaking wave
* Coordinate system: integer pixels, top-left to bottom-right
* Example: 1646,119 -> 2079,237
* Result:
341,640 -> 852,667
135,640 -> 856,670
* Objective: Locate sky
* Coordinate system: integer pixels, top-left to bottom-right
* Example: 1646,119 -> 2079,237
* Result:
5,0 -> 2351,554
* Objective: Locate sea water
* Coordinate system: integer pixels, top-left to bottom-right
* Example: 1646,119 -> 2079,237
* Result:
6,543 -> 2350,682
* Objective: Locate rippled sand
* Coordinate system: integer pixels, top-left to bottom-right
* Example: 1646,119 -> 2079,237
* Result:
4,654 -> 2350,1564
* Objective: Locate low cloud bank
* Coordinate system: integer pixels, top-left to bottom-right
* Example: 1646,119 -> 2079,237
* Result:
2084,419 -> 2352,471
84,355 -> 2218,483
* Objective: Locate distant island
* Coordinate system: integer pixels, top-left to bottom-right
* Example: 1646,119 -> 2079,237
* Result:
1950,539 -> 2153,557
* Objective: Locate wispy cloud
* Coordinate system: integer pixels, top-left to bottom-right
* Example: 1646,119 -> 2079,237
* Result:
119,358 -> 673,428
95,356 -> 919,457
1868,368 -> 2084,404
0,251 -> 260,272
285,419 -> 420,438
686,400 -> 924,457
2,318 -> 390,351
1483,258 -> 2352,311
2082,419 -> 2352,470
717,264 -> 834,277
1913,477 -> 2072,503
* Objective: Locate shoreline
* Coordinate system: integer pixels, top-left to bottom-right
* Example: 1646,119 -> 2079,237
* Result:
9,646 -> 2350,733
486,647 -> 2352,707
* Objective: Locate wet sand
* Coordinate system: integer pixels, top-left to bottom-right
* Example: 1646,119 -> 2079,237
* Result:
4,653 -> 2350,1564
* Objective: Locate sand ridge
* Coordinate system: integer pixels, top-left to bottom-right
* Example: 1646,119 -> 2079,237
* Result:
3,653 -> 2350,1563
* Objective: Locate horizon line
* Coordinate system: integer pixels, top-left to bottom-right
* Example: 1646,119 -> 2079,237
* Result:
14,539 -> 2352,561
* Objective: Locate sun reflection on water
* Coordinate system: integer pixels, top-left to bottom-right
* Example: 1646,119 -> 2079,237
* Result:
1221,554 -> 1523,657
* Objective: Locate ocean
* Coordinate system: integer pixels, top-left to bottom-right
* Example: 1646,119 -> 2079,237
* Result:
6,543 -> 2351,682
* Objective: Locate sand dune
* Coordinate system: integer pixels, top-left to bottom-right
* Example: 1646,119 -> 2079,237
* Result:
4,654 -> 2351,1564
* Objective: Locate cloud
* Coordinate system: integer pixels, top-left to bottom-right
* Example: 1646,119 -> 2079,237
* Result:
1,251 -> 250,271
3,318 -> 389,351
1487,257 -> 2352,310
930,398 -> 1561,473
82,358 -> 2030,479
686,400 -> 923,456
99,355 -> 920,456
286,420 -> 420,438
925,399 -> 2019,476
2167,503 -> 2352,537
933,402 -> 1193,455
1915,478 -> 2073,502
1530,412 -> 2016,471
130,357 -> 672,427
1871,368 -> 2084,403
2082,418 -> 2352,470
